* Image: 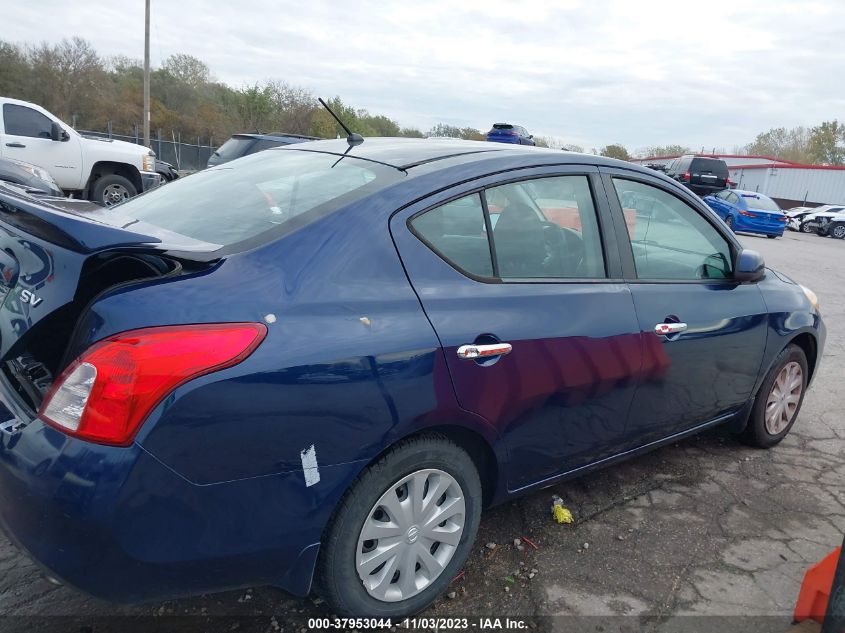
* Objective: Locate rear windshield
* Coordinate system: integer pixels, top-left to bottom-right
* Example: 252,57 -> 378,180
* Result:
741,194 -> 780,212
116,149 -> 401,248
493,124 -> 514,130
691,158 -> 728,177
213,136 -> 255,159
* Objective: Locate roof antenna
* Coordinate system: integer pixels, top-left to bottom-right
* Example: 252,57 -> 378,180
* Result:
318,98 -> 364,147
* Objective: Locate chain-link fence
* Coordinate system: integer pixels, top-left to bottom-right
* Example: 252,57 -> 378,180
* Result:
78,125 -> 216,172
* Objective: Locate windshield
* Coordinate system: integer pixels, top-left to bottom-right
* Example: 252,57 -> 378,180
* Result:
115,149 -> 400,248
742,193 -> 780,212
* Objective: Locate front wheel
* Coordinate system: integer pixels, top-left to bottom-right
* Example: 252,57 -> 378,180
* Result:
317,435 -> 482,617
800,222 -> 814,233
738,344 -> 808,448
90,174 -> 137,207
767,235 -> 777,239
725,215 -> 734,230
831,223 -> 845,239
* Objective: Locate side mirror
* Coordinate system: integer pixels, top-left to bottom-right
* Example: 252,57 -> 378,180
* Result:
50,122 -> 68,142
528,134 -> 534,139
734,249 -> 765,282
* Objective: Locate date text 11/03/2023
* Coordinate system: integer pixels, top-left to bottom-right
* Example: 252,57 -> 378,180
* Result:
307,617 -> 529,630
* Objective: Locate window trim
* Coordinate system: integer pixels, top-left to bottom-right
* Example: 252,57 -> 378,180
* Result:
405,170 -> 616,285
598,167 -> 743,285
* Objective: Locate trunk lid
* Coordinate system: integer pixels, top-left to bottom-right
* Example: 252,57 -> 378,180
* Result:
0,185 -> 217,408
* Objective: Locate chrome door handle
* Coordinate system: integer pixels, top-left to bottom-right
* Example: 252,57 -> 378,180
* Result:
654,322 -> 688,336
456,343 -> 512,360
5,143 -> 25,148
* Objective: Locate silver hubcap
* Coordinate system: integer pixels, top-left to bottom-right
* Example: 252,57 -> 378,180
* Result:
356,469 -> 465,602
102,183 -> 130,206
765,361 -> 803,435
834,226 -> 845,238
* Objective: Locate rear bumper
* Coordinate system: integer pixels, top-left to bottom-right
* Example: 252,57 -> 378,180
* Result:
734,216 -> 785,236
0,381 -> 360,602
486,136 -> 519,144
140,171 -> 162,192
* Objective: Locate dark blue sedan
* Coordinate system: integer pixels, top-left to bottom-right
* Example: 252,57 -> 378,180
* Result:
486,123 -> 535,145
0,140 -> 825,617
704,189 -> 787,238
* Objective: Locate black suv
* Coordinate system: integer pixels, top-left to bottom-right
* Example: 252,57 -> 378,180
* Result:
665,155 -> 729,196
207,132 -> 320,167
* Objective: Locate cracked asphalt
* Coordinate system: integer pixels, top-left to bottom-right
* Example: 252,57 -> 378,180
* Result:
0,230 -> 842,631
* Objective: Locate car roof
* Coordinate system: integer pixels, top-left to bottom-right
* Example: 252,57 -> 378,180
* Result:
274,137 -> 636,172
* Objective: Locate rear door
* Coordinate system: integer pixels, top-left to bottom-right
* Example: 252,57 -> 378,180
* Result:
601,170 -> 767,444
391,166 -> 644,490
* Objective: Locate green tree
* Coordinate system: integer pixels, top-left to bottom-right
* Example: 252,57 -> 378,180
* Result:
808,120 -> 845,165
600,144 -> 631,160
639,144 -> 690,158
743,126 -> 812,163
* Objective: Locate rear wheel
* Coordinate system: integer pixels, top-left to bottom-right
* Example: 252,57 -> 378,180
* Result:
317,435 -> 482,617
831,223 -> 845,239
767,235 -> 777,239
800,222 -> 814,233
739,344 -> 808,448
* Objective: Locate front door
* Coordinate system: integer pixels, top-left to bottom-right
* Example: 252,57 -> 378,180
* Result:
391,168 -> 644,490
604,174 -> 768,444
0,103 -> 82,190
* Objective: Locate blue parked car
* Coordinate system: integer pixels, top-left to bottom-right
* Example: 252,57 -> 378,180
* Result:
704,189 -> 787,238
486,123 -> 535,145
0,140 -> 825,616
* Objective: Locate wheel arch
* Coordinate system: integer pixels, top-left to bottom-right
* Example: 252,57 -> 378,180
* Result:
87,161 -> 143,193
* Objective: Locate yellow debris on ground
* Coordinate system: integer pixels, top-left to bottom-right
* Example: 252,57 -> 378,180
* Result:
551,495 -> 574,524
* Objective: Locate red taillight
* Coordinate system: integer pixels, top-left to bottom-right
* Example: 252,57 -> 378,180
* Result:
39,323 -> 267,446
777,215 -> 788,222
739,210 -> 757,217
681,172 -> 691,182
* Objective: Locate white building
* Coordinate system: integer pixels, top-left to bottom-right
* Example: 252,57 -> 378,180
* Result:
631,154 -> 845,207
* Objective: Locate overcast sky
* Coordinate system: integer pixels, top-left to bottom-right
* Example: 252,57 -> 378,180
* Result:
8,0 -> 845,152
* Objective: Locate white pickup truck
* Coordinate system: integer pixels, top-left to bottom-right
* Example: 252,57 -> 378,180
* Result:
0,97 -> 160,206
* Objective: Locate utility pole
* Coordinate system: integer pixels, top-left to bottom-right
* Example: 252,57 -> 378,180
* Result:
143,0 -> 151,147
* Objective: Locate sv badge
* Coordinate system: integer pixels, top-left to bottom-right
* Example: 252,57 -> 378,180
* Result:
20,289 -> 43,307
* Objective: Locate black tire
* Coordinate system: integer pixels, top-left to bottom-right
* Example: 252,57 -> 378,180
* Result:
739,344 -> 808,448
317,435 -> 482,617
767,235 -> 777,239
725,215 -> 734,230
831,223 -> 845,240
800,222 -> 814,233
89,174 -> 137,207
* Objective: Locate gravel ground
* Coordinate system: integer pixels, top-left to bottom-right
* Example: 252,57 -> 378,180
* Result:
0,230 -> 842,632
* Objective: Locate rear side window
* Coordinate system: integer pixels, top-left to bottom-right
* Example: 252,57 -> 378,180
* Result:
117,150 -> 400,248
3,104 -> 52,138
613,179 -> 733,280
410,175 -> 606,280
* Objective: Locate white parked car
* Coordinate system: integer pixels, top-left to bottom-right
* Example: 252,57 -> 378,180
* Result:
784,206 -> 815,231
0,97 -> 160,206
814,209 -> 845,239
790,204 -> 845,233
